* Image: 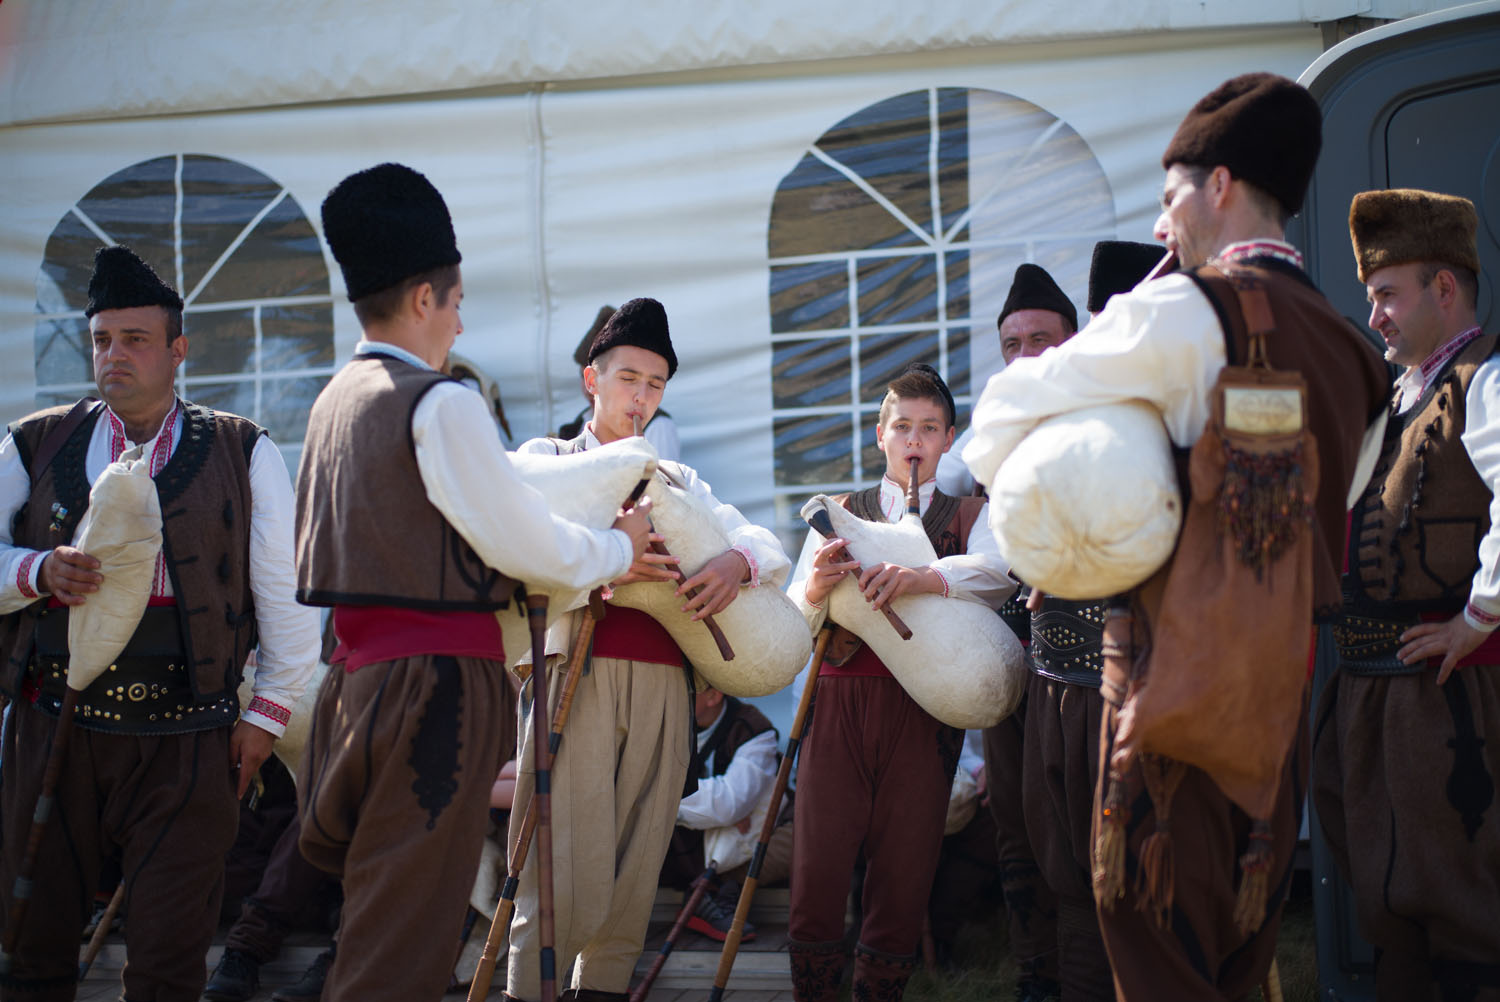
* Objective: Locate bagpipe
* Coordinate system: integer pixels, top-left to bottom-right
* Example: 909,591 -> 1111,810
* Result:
798,460 -> 1027,730
499,437 -> 810,697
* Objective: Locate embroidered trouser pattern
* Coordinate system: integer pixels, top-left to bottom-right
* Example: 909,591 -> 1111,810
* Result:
298,654 -> 507,1002
1312,666 -> 1500,1002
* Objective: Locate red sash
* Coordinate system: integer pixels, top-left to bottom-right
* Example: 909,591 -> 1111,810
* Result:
820,641 -> 892,679
591,605 -> 684,668
331,605 -> 504,672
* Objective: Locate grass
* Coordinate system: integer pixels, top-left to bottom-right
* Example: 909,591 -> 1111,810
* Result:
895,886 -> 1321,1002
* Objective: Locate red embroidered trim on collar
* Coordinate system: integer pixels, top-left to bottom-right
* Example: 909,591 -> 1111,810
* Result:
1418,326 -> 1484,382
1217,240 -> 1305,271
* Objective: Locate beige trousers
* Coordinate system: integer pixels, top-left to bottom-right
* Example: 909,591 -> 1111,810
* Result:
506,655 -> 692,999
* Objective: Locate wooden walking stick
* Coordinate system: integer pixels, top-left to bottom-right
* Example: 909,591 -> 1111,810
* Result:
1,687 -> 82,975
77,882 -> 125,979
629,863 -> 718,1002
1261,958 -> 1284,1002
707,625 -> 833,1001
469,460 -> 657,1002
468,602 -> 600,1002
525,590 -> 559,1002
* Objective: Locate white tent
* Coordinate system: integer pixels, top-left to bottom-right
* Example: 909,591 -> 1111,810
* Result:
0,0 -> 1461,554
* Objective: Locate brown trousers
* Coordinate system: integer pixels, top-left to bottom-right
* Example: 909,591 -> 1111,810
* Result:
224,810 -> 340,962
298,654 -> 506,1002
982,692 -> 1059,980
0,699 -> 238,1002
1312,666 -> 1500,1001
1022,674 -> 1114,1001
790,676 -> 959,957
1093,708 -> 1305,1001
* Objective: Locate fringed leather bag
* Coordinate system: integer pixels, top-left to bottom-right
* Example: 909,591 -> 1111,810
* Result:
1094,263 -> 1318,934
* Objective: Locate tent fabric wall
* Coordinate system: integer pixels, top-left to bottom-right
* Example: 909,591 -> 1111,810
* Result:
0,26 -> 1325,537
0,0 -> 1441,127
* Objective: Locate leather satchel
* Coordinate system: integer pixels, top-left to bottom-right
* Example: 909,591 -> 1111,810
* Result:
1097,262 -> 1318,933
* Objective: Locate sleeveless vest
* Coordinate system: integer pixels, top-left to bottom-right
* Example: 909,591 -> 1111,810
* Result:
683,696 -> 776,797
2,400 -> 262,726
821,484 -> 985,671
296,354 -> 518,611
1346,333 -> 1498,618
1186,261 -> 1390,617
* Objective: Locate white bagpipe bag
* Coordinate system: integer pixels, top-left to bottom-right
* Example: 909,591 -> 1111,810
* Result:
611,464 -> 812,698
800,496 -> 1027,730
980,401 -> 1181,600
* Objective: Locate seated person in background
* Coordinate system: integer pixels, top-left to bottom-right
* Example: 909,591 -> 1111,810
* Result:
659,686 -> 789,942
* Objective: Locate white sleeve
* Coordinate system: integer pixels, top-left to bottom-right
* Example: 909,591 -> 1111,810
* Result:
414,383 -> 633,592
958,729 -> 985,777
963,275 -> 1225,490
786,527 -> 827,634
676,729 -> 779,829
660,461 -> 791,589
930,500 -> 1017,609
645,413 -> 682,463
935,426 -> 976,498
1459,358 -> 1500,631
0,433 -> 47,614
242,436 -> 323,737
1346,411 -> 1390,511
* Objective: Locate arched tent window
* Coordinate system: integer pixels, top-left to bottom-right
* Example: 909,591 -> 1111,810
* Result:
33,154 -> 335,453
767,87 -> 1114,543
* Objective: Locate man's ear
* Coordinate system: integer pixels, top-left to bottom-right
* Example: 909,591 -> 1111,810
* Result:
583,363 -> 599,396
409,281 -> 435,322
1432,267 -> 1459,311
941,424 -> 956,453
171,333 -> 189,369
1207,165 -> 1234,210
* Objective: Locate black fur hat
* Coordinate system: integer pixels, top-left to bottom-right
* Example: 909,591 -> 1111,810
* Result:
1161,73 -> 1322,217
998,263 -> 1077,333
84,245 -> 183,318
321,163 -> 462,302
1087,241 -> 1165,314
574,305 -> 617,367
587,298 -> 678,378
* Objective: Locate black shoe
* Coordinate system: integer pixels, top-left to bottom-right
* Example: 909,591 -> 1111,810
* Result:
271,947 -> 334,1002
685,881 -> 755,943
203,949 -> 260,1002
80,895 -> 124,941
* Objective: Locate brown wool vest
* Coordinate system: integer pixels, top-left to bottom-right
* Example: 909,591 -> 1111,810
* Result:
296,354 -> 518,611
684,696 -> 776,796
823,485 -> 984,667
1347,333 -> 1498,617
1,401 -> 262,703
1187,262 -> 1390,616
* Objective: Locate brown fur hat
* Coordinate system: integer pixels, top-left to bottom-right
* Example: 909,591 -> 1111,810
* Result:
1161,73 -> 1322,217
1348,188 -> 1480,283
